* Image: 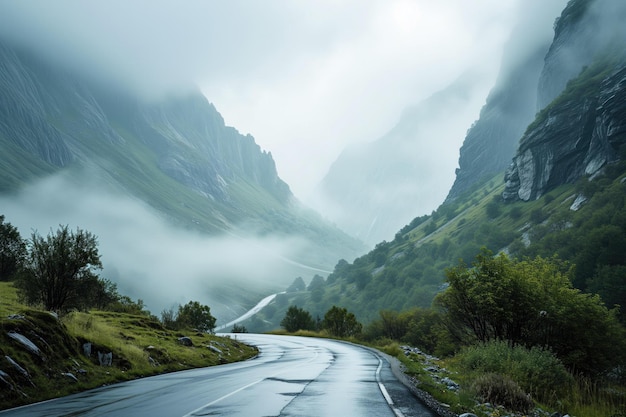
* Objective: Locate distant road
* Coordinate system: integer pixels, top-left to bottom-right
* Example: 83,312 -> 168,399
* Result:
1,334 -> 437,417
215,292 -> 284,331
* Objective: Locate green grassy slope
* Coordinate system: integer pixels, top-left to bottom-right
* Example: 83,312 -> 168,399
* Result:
0,281 -> 257,410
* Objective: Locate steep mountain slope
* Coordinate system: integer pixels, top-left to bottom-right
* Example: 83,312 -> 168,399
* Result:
247,0 -> 626,329
315,1 -> 565,246
315,71 -> 490,246
445,1 -> 566,201
0,40 -> 364,318
504,0 -> 626,201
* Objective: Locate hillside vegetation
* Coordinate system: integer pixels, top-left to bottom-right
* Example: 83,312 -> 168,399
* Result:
0,281 -> 257,410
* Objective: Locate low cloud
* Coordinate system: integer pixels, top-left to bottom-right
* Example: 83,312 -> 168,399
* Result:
0,0 -> 523,201
0,174 -> 316,322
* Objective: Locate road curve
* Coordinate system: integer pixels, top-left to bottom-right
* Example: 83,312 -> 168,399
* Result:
0,334 -> 436,417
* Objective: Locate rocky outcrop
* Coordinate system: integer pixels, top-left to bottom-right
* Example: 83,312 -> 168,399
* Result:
445,45 -> 547,201
537,0 -> 626,109
503,64 -> 626,201
445,1 -> 565,202
503,0 -> 626,201
131,96 -> 291,204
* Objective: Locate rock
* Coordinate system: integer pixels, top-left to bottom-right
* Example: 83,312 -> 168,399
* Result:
178,336 -> 193,347
503,0 -> 626,204
83,342 -> 92,357
208,345 -> 222,355
459,413 -> 478,417
61,372 -> 78,382
7,332 -> 41,357
4,357 -> 28,378
504,66 -> 626,201
569,194 -> 587,211
97,351 -> 113,366
441,377 -> 459,391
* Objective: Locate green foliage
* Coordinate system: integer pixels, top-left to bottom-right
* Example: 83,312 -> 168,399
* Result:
470,373 -> 534,414
485,197 -> 502,219
177,301 -> 216,333
286,276 -> 306,292
280,305 -> 315,332
378,310 -> 410,340
105,295 -> 148,316
0,215 -> 26,281
307,274 -> 325,291
0,294 -> 257,409
322,306 -> 362,338
525,54 -> 618,136
16,225 -> 103,312
231,323 -> 248,333
457,340 -> 573,404
402,308 -> 456,357
437,251 -> 626,375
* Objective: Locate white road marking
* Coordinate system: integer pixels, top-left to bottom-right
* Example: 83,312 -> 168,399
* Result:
376,357 -> 406,417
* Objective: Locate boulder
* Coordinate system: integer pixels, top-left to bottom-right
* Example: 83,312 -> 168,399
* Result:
177,336 -> 193,347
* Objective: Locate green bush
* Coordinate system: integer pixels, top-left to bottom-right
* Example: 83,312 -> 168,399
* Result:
471,373 -> 534,414
457,340 -> 573,404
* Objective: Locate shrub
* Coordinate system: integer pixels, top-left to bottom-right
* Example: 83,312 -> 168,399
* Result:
471,373 -> 534,414
457,340 -> 573,404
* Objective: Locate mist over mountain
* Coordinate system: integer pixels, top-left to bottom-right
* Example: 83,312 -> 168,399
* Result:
250,0 -> 626,331
0,39 -> 363,320
314,0 -> 565,246
313,71 -> 490,245
504,0 -> 626,201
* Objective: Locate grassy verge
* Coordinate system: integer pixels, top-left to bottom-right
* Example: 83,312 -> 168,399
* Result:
271,328 -> 626,417
0,282 -> 257,410
392,342 -> 626,417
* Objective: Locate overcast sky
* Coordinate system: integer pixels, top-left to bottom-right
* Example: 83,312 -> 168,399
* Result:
0,0 -> 534,203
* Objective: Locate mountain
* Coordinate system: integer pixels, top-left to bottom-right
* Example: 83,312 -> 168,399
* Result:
240,0 -> 626,330
503,0 -> 626,201
0,39 -> 364,319
315,71 -> 490,246
445,0 -> 567,201
314,1 -> 565,246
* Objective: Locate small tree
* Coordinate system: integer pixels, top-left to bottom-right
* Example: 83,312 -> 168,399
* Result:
436,249 -> 626,375
231,323 -> 248,333
161,307 -> 179,329
17,225 -> 102,312
177,301 -> 216,333
322,306 -> 362,338
0,215 -> 26,281
280,305 -> 315,332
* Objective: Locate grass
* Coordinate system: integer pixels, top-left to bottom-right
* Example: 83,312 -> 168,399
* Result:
0,281 -> 258,410
396,342 -> 626,417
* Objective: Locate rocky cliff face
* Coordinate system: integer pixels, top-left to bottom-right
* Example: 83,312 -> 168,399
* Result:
503,62 -> 626,201
445,1 -> 566,202
445,45 -> 548,202
0,39 -> 364,271
0,40 -> 290,214
316,71 -> 488,245
503,0 -> 626,201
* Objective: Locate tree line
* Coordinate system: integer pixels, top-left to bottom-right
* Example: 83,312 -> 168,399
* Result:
280,305 -> 362,338
0,215 -> 216,333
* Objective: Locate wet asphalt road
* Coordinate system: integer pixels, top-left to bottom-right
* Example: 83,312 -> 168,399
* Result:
0,334 -> 437,417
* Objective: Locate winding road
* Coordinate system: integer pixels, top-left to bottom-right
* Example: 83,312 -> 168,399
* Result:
1,334 -> 437,417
